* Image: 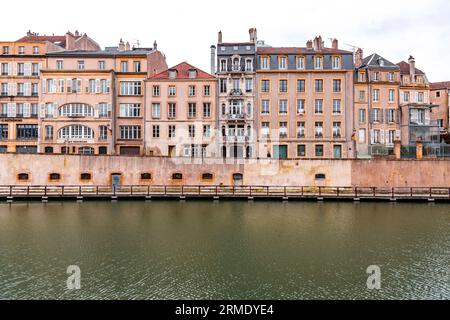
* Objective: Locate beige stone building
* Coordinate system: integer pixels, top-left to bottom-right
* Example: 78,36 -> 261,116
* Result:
430,81 -> 450,137
255,36 -> 355,159
354,50 -> 401,157
145,62 -> 217,158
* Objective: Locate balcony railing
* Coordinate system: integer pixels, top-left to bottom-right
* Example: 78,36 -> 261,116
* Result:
229,89 -> 243,96
226,113 -> 246,120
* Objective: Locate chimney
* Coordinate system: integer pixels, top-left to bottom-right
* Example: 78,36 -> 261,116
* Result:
65,32 -> 76,50
218,31 -> 222,44
125,41 -> 131,51
210,45 -> 216,74
75,30 -> 80,37
332,38 -> 338,50
27,30 -> 32,37
118,39 -> 125,51
249,28 -> 257,43
355,48 -> 363,68
408,55 -> 416,80
153,40 -> 157,50
313,37 -> 320,51
306,40 -> 313,49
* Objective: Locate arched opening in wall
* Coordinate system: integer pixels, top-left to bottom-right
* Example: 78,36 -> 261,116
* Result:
172,173 -> 183,181
246,146 -> 252,158
59,103 -> 94,117
315,173 -> 326,181
202,173 -> 214,181
232,173 -> 243,186
49,173 -> 61,181
44,147 -> 54,154
80,173 -> 92,181
141,173 -> 152,181
17,173 -> 29,181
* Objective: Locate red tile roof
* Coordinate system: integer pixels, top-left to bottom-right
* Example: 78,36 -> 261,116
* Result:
16,35 -> 66,46
430,81 -> 450,90
257,47 -> 352,55
149,62 -> 215,80
396,61 -> 425,75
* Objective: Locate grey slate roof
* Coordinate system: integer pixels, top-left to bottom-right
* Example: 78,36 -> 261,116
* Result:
47,47 -> 154,57
359,53 -> 399,70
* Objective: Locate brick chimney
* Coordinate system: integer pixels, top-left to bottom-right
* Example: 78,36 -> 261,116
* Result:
313,36 -> 323,51
218,31 -> 223,44
332,38 -> 338,50
153,40 -> 157,50
408,55 -> 416,81
125,41 -> 130,51
249,28 -> 257,43
65,31 -> 76,50
306,40 -> 313,49
118,39 -> 125,51
355,48 -> 363,68
210,45 -> 216,74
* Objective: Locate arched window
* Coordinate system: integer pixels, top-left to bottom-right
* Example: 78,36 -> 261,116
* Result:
247,103 -> 252,116
221,103 -> 226,116
141,173 -> 152,180
58,125 -> 94,140
17,173 -> 29,181
59,103 -> 94,117
78,147 -> 94,155
172,173 -> 183,180
49,173 -> 61,181
233,57 -> 240,71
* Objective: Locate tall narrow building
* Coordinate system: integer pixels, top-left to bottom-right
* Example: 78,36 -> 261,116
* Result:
214,29 -> 257,158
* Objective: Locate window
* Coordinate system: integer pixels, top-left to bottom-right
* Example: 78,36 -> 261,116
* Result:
59,103 -> 93,117
0,124 -> 8,140
279,122 -> 287,138
58,125 -> 94,140
203,125 -> 211,138
2,46 -> 9,55
203,103 -> 211,118
1,63 -> 9,76
152,125 -> 160,138
120,81 -> 142,95
279,80 -> 288,93
315,173 -> 326,180
219,79 -> 227,93
261,80 -> 270,93
77,61 -> 85,70
168,125 -> 176,138
188,125 -> 195,138
19,46 -> 25,55
98,126 -> 108,141
333,99 -> 341,114
389,89 -> 395,102
220,59 -> 227,72
359,109 -> 366,123
278,56 -> 287,69
315,80 -> 323,92
245,59 -> 253,71
296,56 -> 305,70
358,73 -> 365,82
56,60 -> 63,70
297,145 -> 306,157
387,109 -> 396,123
141,173 -> 152,180
121,61 -> 128,72
120,103 -> 141,117
403,91 -> 410,102
45,147 -> 54,154
188,103 -> 197,118
297,79 -> 305,92
232,57 -> 240,71
16,125 -> 38,140
373,72 -> 380,81
151,103 -> 160,118
261,122 -> 270,138
245,79 -> 253,92
203,85 -> 210,96
32,83 -> 39,96
297,122 -> 305,138
373,129 -> 381,144
359,129 -> 366,143
436,91 -> 441,98
418,92 -> 424,103
80,173 -> 91,181
133,61 -> 141,72
120,125 -> 141,140
387,130 -> 395,145
332,79 -> 341,92
315,145 -> 324,157
152,85 -> 160,97
314,99 -> 323,114
315,122 -> 323,138
98,103 -> 109,118
373,89 -> 380,102
333,122 -> 341,138
279,100 -> 288,114
388,72 -> 394,81
314,56 -> 323,69
261,100 -> 270,114
297,99 -> 305,114
18,173 -> 29,181
359,90 -> 365,102
45,125 -> 53,140
172,173 -> 183,180
202,173 -> 214,181
188,85 -> 196,97
49,173 -> 61,181
17,63 -> 25,76
261,56 -> 269,70
332,56 -> 341,69
98,61 -> 105,70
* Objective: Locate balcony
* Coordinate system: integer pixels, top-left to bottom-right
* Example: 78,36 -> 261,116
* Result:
223,135 -> 249,144
226,113 -> 246,121
229,89 -> 243,96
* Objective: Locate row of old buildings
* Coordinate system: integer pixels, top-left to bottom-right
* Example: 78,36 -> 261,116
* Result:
0,29 -> 449,159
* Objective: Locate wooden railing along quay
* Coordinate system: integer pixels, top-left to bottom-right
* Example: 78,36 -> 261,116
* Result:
1,185 -> 450,202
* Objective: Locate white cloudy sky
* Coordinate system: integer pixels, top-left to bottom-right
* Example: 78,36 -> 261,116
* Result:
1,0 -> 449,81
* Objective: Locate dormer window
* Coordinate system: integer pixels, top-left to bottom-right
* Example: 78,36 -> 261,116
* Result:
378,59 -> 385,66
332,56 -> 341,69
373,72 -> 380,81
314,56 -> 323,70
245,59 -> 253,71
77,60 -> 85,70
33,46 -> 39,55
278,56 -> 287,70
261,56 -> 269,70
220,59 -> 227,72
358,72 -> 365,82
246,46 -> 251,50
188,69 -> 197,79
19,46 -> 25,55
232,57 -> 240,71
296,56 -> 305,70
233,46 -> 238,51
168,69 -> 177,79
388,72 -> 394,81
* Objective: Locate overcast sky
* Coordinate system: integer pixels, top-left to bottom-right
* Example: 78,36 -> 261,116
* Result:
1,0 -> 449,81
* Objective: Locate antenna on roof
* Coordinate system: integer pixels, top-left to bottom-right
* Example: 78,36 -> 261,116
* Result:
131,38 -> 140,49
343,43 -> 361,54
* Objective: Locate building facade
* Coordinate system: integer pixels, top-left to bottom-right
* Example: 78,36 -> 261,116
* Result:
145,62 -> 217,158
255,36 -> 355,159
214,29 -> 257,159
354,51 -> 401,157
430,81 -> 450,138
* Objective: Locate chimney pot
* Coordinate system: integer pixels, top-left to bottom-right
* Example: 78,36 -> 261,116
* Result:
332,38 -> 338,50
153,40 -> 157,50
218,31 -> 223,44
355,48 -> 363,68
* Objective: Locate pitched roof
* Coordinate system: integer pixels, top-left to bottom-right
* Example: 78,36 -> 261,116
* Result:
430,81 -> 450,90
16,35 -> 66,47
396,61 -> 425,75
149,62 -> 215,80
257,47 -> 352,55
46,47 -> 153,57
359,53 -> 399,70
